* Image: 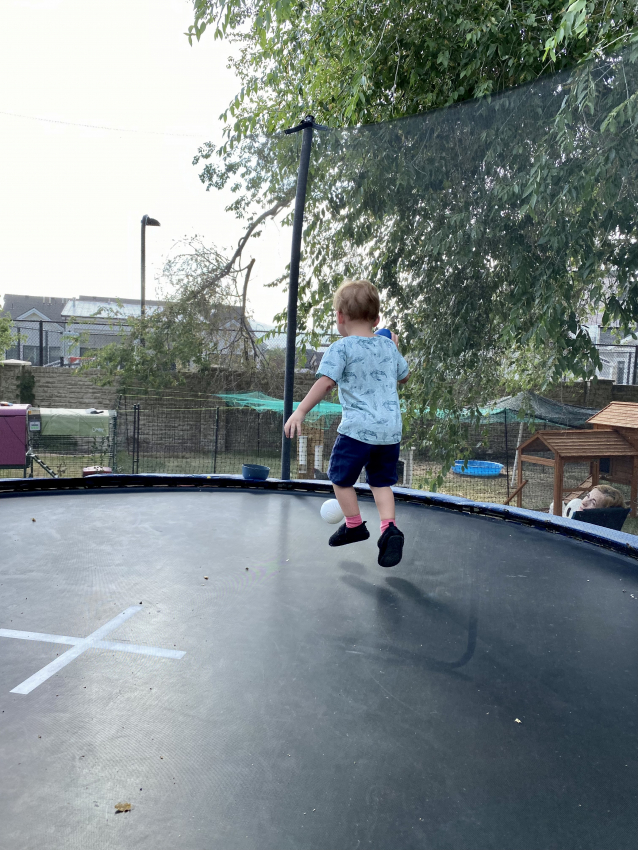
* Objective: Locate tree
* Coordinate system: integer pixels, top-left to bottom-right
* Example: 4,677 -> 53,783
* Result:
17,371 -> 36,405
82,237 -> 264,390
0,312 -> 15,358
188,2 -> 638,478
188,0 -> 637,135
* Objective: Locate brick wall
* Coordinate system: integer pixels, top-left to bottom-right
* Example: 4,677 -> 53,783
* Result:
4,363 -> 638,415
0,365 -> 119,409
544,379 -> 638,407
0,364 -> 317,410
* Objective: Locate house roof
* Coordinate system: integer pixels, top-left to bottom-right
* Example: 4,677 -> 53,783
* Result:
62,298 -> 163,319
587,402 -> 638,430
2,293 -> 165,323
2,294 -> 70,323
78,294 -> 164,306
65,298 -> 240,322
519,429 -> 638,459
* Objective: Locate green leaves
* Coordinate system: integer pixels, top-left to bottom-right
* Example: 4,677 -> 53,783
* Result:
0,311 -> 16,357
186,1 -> 638,484
189,1 -> 636,137
544,0 -> 592,60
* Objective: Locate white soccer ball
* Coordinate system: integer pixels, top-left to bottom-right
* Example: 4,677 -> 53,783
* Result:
549,497 -> 584,517
320,498 -> 344,524
564,497 -> 583,518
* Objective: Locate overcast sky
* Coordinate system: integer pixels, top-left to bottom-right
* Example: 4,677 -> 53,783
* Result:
0,0 -> 290,322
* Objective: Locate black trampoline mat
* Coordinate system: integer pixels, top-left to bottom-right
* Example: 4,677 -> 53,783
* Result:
0,488 -> 636,850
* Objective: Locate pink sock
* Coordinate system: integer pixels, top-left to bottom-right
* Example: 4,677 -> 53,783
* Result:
345,514 -> 363,528
380,519 -> 395,534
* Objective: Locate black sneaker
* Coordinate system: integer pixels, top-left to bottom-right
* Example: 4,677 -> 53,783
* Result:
377,524 -> 404,567
329,521 -> 370,547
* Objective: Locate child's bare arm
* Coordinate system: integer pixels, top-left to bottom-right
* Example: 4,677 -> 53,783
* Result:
391,332 -> 410,384
284,376 -> 336,438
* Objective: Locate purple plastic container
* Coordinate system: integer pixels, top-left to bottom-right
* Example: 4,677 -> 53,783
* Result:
0,405 -> 30,467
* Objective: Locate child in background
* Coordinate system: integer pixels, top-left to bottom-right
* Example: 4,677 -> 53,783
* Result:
284,279 -> 410,567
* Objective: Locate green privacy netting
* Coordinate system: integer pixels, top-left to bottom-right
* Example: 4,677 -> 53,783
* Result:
216,391 -> 598,429
214,392 -> 343,424
477,393 -> 599,428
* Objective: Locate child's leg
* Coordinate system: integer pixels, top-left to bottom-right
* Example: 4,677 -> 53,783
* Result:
326,434 -> 371,546
369,485 -> 396,530
332,484 -> 362,523
366,444 -> 404,567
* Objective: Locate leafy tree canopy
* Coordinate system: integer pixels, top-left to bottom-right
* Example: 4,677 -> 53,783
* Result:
186,3 -> 638,476
188,0 -> 637,135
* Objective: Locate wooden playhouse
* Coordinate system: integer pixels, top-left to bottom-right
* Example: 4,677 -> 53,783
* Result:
513,401 -> 638,516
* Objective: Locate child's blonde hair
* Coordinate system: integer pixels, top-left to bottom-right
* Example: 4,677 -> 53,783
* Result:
333,279 -> 380,322
592,484 -> 626,508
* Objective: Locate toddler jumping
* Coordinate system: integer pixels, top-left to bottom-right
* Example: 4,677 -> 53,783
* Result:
284,279 -> 410,567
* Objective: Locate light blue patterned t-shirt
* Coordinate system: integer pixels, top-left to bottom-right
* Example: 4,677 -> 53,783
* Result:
316,335 -> 409,445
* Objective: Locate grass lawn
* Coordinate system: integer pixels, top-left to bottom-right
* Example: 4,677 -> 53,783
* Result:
411,463 -> 509,504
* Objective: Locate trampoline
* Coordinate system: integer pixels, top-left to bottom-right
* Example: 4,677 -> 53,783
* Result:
0,475 -> 636,850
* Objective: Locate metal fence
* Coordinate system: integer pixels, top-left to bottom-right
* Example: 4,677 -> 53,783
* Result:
113,398 -> 579,506
3,319 -> 127,366
594,343 -> 638,385
1,393 -> 634,533
116,399 -> 337,480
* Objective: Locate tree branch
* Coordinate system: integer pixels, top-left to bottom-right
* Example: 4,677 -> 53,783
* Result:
191,194 -> 294,299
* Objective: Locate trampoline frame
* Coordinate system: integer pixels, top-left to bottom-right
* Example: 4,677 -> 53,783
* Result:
1,473 -> 637,561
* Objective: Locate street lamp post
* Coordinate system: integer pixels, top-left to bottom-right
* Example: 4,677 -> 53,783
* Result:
140,214 -> 160,318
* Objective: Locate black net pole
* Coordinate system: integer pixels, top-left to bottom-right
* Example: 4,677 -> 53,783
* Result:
111,413 -> 118,472
132,404 -> 140,474
281,118 -> 315,480
213,407 -> 219,474
504,409 -> 510,500
39,321 -> 44,366
140,220 -> 146,348
131,405 -> 135,474
135,405 -> 141,474
257,412 -> 261,461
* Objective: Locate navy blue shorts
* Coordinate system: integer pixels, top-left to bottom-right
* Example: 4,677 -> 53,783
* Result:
328,433 -> 401,488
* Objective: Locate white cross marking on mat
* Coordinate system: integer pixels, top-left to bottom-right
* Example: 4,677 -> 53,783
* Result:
0,605 -> 185,694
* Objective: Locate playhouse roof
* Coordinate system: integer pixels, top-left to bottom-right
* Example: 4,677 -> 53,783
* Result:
587,401 -> 638,430
519,429 -> 638,459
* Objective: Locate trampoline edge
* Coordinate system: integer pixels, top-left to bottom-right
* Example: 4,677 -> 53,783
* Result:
1,473 -> 637,562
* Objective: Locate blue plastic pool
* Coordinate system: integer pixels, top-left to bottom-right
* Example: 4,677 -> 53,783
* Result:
453,460 -> 504,477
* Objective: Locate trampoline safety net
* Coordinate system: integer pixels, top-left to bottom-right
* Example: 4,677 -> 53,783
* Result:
3,48 -> 638,530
